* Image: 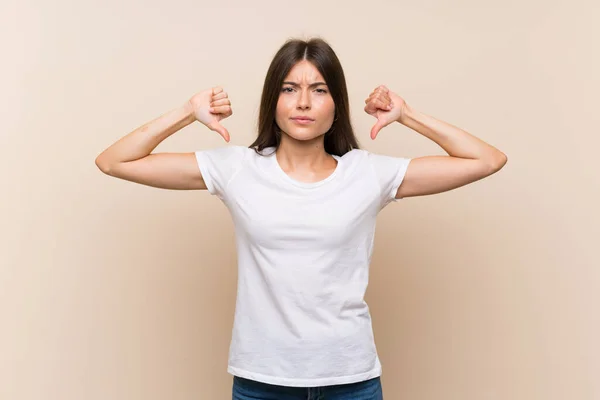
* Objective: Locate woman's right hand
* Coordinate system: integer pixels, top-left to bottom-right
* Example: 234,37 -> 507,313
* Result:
188,87 -> 233,142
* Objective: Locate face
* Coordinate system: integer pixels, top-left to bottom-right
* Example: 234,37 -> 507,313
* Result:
275,60 -> 335,142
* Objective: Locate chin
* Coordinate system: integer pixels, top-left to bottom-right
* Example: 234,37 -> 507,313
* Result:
282,126 -> 326,142
286,130 -> 324,142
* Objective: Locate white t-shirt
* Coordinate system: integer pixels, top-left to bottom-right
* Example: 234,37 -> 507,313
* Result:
195,145 -> 411,387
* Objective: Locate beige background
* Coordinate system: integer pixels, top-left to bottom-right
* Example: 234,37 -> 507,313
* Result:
1,0 -> 599,399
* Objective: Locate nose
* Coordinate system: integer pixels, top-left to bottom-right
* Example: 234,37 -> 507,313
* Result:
297,89 -> 311,110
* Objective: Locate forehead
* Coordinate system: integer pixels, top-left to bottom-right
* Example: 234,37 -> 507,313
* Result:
284,60 -> 325,83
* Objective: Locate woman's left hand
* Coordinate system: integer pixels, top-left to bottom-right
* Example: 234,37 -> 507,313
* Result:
364,85 -> 408,139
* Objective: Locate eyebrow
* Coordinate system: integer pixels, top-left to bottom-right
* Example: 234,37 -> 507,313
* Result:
282,81 -> 328,88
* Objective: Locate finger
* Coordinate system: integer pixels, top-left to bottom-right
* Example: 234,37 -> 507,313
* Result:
372,98 -> 391,110
219,127 -> 231,142
364,100 -> 382,114
374,91 -> 391,104
210,123 -> 231,142
210,98 -> 231,107
365,86 -> 388,101
209,105 -> 232,114
365,92 -> 391,105
364,102 -> 377,114
212,86 -> 224,95
370,120 -> 385,140
365,99 -> 391,113
365,93 -> 378,103
212,91 -> 228,101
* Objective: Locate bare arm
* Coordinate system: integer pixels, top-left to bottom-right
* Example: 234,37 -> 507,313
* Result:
365,86 -> 507,198
95,87 -> 232,190
395,104 -> 507,198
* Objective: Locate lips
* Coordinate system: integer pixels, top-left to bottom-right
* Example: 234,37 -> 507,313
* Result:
291,117 -> 314,121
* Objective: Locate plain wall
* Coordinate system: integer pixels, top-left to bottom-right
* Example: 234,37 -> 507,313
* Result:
1,0 -> 598,399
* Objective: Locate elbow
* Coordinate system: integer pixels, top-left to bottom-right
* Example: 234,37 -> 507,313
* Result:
95,154 -> 114,175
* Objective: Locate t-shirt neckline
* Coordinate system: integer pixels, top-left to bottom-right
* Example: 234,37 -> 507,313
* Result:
269,148 -> 342,189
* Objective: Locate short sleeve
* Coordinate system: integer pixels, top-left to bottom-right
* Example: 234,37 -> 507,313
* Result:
367,152 -> 412,208
195,145 -> 248,199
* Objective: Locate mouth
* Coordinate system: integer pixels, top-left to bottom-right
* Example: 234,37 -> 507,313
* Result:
291,117 -> 315,124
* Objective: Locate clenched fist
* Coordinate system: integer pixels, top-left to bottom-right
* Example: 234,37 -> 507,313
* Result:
188,87 -> 233,142
364,85 -> 408,140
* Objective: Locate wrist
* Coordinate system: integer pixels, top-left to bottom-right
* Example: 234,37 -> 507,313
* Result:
182,101 -> 197,123
397,103 -> 416,125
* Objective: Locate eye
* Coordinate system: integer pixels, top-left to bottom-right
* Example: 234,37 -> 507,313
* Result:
281,87 -> 294,93
316,88 -> 328,94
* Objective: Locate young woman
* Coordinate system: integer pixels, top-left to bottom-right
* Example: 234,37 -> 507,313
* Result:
95,38 -> 507,400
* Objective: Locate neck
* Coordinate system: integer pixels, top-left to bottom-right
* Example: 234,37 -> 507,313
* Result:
276,134 -> 331,167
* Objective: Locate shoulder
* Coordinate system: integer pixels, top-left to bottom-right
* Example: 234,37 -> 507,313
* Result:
195,145 -> 259,198
195,145 -> 260,171
196,144 -> 253,160
358,149 -> 411,170
340,148 -> 403,161
339,148 -> 369,164
339,148 -> 409,170
341,148 -> 411,191
194,145 -> 254,182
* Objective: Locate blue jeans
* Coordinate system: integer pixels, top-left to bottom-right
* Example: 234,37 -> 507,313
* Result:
232,375 -> 383,400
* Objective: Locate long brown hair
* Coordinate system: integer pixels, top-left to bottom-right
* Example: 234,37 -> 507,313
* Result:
249,38 -> 360,156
